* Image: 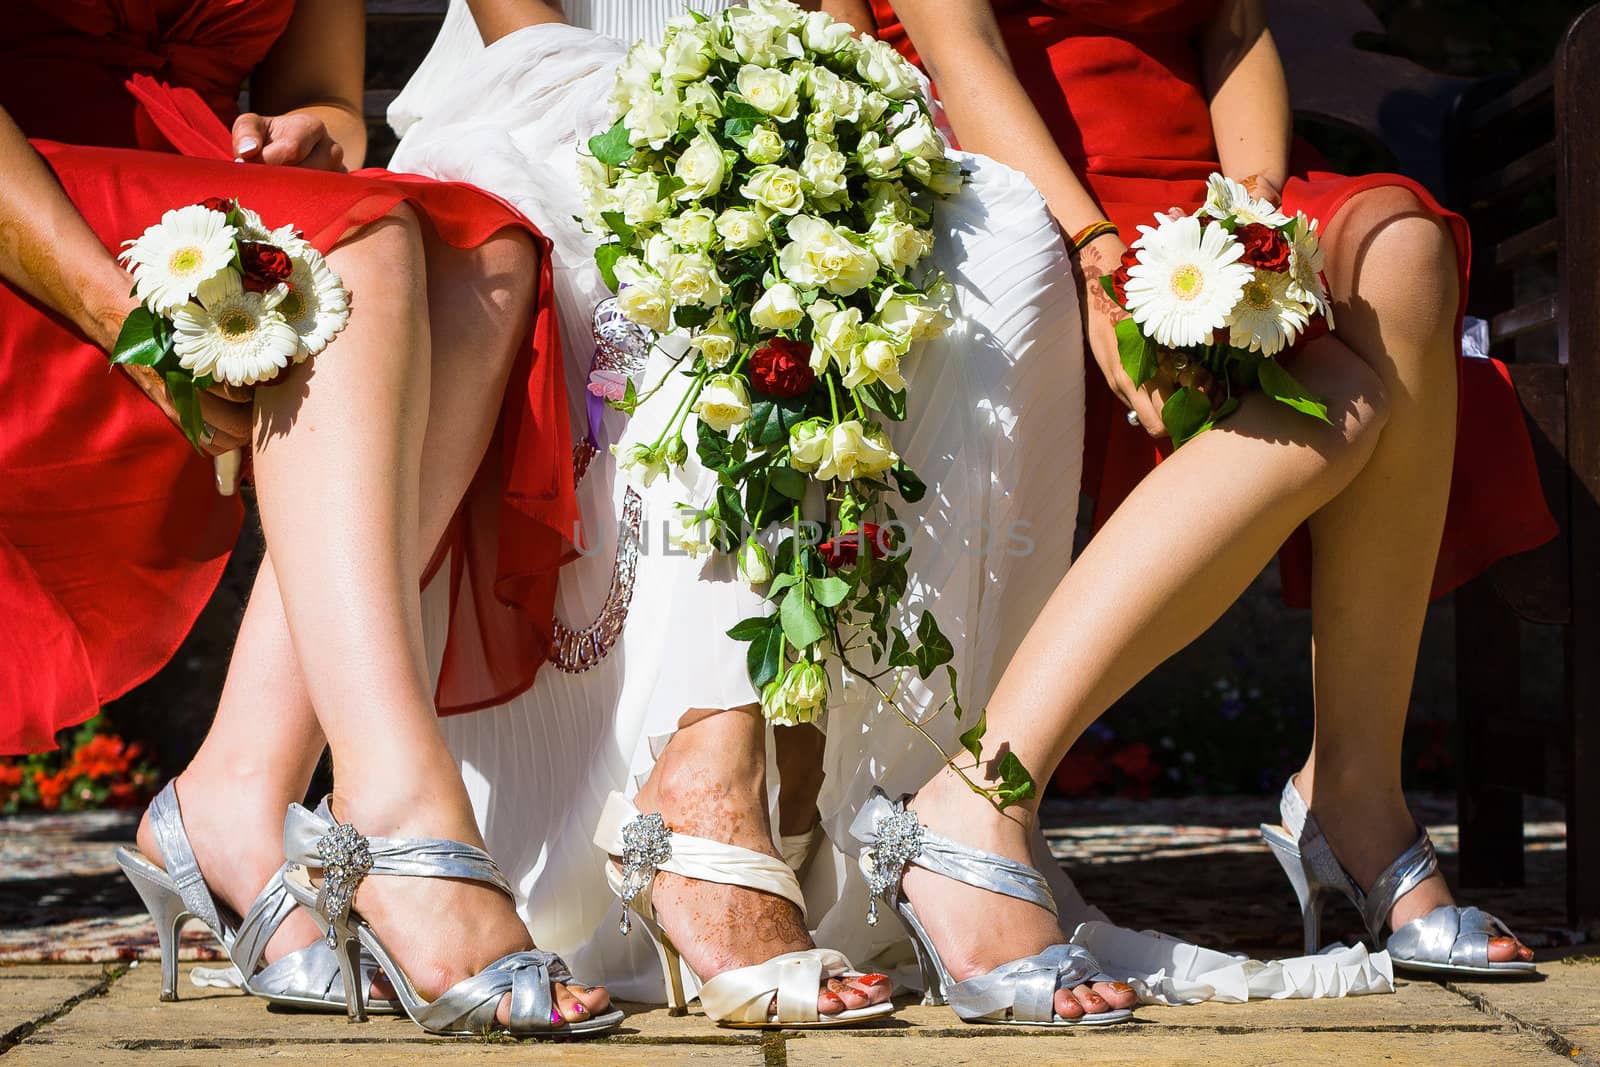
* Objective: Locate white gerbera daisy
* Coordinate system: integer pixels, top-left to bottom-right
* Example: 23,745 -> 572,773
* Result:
277,248 -> 351,361
119,205 -> 237,314
1226,269 -> 1312,356
172,273 -> 300,387
1287,212 -> 1334,325
265,221 -> 314,260
232,206 -> 273,243
1201,174 -> 1291,228
1125,215 -> 1254,349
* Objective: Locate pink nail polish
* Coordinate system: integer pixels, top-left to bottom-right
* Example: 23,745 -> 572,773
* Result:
550,1006 -> 564,1025
572,1002 -> 588,1015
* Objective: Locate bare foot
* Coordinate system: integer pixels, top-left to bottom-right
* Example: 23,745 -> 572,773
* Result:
1294,777 -> 1532,964
902,767 -> 1138,1021
629,709 -> 892,1019
329,765 -> 614,1027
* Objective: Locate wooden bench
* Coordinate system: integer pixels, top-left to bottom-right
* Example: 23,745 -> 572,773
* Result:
352,1 -> 1597,926
1269,0 -> 1598,929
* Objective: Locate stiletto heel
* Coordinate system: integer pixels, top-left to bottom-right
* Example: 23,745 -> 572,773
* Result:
1260,826 -> 1325,955
1261,778 -> 1537,977
114,852 -> 188,1001
280,799 -> 624,1038
327,912 -> 366,1024
115,783 -> 401,1013
595,792 -> 894,1029
851,789 -> 1133,1028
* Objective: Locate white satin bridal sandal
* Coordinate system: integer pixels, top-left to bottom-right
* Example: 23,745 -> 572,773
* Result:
852,789 -> 1134,1027
1261,779 -> 1537,978
280,799 -> 625,1037
114,782 -> 400,1013
595,792 -> 895,1029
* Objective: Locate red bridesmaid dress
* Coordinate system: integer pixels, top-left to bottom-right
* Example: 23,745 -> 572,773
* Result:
0,0 -> 580,753
870,0 -> 1558,607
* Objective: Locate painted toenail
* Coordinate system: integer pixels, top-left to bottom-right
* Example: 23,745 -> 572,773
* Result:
551,1007 -> 564,1025
857,974 -> 891,987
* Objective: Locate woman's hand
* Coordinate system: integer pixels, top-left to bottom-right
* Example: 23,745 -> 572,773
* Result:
232,112 -> 347,171
118,364 -> 252,456
1076,236 -> 1171,437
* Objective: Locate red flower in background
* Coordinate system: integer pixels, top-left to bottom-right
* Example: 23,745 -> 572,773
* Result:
71,735 -> 138,780
819,523 -> 891,570
749,338 -> 816,398
1235,223 -> 1292,272
1053,750 -> 1110,796
196,197 -> 234,214
1110,742 -> 1161,799
0,764 -> 22,790
1109,246 -> 1140,306
33,770 -> 71,811
239,242 -> 294,294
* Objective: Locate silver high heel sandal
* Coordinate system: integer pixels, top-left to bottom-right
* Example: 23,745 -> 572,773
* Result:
114,782 -> 400,1012
280,799 -> 624,1037
852,789 -> 1133,1027
1260,779 -> 1537,977
595,792 -> 894,1029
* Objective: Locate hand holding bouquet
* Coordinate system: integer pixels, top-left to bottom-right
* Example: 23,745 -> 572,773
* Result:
1105,174 -> 1335,445
113,198 -> 350,450
583,1 -> 1032,804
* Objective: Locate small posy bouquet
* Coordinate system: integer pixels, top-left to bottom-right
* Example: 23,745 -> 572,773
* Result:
582,2 -> 1029,801
1105,174 -> 1334,446
114,198 -> 351,449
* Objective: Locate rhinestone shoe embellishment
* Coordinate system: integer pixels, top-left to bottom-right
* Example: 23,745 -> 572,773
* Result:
865,810 -> 925,926
617,813 -> 672,936
315,822 -> 373,947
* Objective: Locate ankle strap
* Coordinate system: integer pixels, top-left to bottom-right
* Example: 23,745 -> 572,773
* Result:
229,865 -> 301,977
593,793 -> 806,920
850,789 -> 1057,924
283,800 -> 513,936
147,783 -> 224,935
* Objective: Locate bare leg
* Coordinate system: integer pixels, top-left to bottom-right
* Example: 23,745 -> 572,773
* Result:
774,723 -> 825,839
1297,188 -> 1527,960
143,211 -> 606,1021
629,707 -> 892,1016
905,337 -> 1388,1019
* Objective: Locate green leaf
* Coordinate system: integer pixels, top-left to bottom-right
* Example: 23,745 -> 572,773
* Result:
110,307 -> 172,368
958,709 -> 987,763
779,589 -> 827,649
599,211 -> 636,246
861,381 -> 908,422
1258,358 -> 1332,424
588,120 -> 635,166
912,612 -> 955,679
727,616 -> 775,642
675,305 -> 714,330
723,98 -> 766,120
891,461 -> 926,504
747,622 -> 785,689
810,575 -> 850,608
766,572 -> 803,599
1115,316 -> 1158,387
595,244 -> 627,292
747,396 -> 809,447
697,426 -> 734,470
887,629 -> 912,667
768,466 -> 806,501
992,752 -> 1037,808
1161,387 -> 1214,448
946,665 -> 963,719
163,370 -> 207,452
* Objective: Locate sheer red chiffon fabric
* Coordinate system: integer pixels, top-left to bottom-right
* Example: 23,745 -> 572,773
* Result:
0,0 -> 579,753
870,0 -> 1558,606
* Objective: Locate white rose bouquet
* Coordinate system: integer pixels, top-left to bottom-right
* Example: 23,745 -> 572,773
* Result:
1104,174 -> 1334,445
584,2 -> 1030,803
113,197 -> 350,449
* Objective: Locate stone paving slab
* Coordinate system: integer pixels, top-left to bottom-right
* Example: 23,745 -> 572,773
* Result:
0,968 -> 106,1041
1444,950 -> 1599,1061
782,1029 -> 1562,1067
5,1043 -> 767,1065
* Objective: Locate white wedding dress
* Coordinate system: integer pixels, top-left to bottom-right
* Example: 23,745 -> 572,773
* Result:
389,0 -> 1391,1006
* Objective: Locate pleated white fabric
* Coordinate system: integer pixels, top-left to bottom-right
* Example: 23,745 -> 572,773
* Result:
392,0 -> 1391,1008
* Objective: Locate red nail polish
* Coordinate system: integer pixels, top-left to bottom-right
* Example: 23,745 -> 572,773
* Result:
857,974 -> 891,987
821,992 -> 844,1007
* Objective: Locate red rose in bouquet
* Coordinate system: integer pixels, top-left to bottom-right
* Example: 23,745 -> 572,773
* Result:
749,338 -> 816,398
819,522 -> 892,569
1235,223 -> 1292,272
239,242 -> 294,293
196,197 -> 234,214
1109,246 -> 1140,306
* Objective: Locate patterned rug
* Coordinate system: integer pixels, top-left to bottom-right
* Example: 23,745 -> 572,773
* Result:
0,795 -> 1585,964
